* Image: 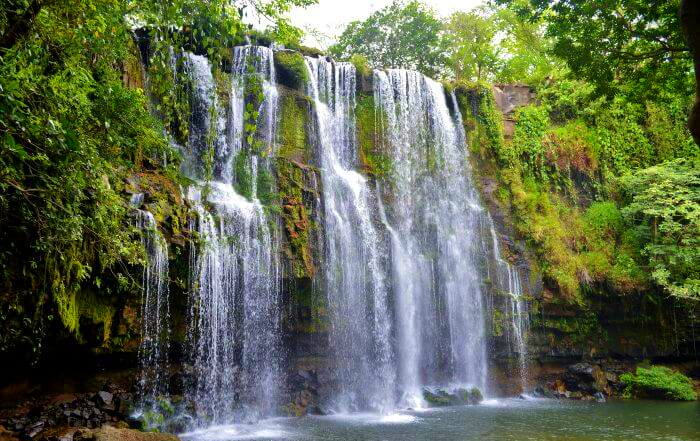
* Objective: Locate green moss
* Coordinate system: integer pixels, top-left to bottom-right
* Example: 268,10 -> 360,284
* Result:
256,167 -> 277,207
455,84 -> 505,162
277,161 -> 314,278
356,94 -> 392,177
274,51 -> 309,90
620,366 -> 697,401
275,92 -> 316,279
278,93 -> 309,161
492,308 -> 505,337
234,149 -> 253,200
55,286 -> 115,345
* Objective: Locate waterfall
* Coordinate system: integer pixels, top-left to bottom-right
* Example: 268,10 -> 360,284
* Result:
488,219 -> 529,392
139,45 -> 531,426
304,57 -> 395,413
134,207 -> 171,407
183,48 -> 282,425
374,70 -> 489,402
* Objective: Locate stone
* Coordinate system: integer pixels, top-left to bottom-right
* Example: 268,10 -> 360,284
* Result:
0,426 -> 18,441
96,393 -> 113,407
594,392 -> 606,403
564,363 -> 610,395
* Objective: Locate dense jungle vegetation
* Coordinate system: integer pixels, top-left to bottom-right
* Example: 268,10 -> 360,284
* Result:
0,0 -> 698,365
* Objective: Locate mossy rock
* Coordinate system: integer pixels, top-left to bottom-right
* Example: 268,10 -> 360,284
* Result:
277,91 -> 311,162
422,387 -> 483,407
356,93 -> 391,177
274,51 -> 309,91
620,366 -> 697,401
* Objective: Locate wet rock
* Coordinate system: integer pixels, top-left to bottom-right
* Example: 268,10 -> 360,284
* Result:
422,387 -> 483,407
564,363 -> 610,395
96,393 -> 113,407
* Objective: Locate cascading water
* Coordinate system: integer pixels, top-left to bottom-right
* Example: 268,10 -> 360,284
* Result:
374,70 -> 489,402
488,219 -> 529,391
304,57 -> 395,413
183,47 -> 282,425
139,45 -> 531,429
134,206 -> 171,407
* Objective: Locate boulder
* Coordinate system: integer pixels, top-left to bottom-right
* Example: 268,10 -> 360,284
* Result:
564,363 -> 610,395
96,392 -> 113,407
422,387 -> 483,407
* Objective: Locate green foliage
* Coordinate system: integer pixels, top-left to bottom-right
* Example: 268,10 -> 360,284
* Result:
443,9 -> 500,82
512,105 -> 550,179
0,0 -> 174,349
349,54 -> 371,78
274,51 -> 309,90
457,84 -> 506,162
329,0 -> 446,77
234,149 -> 254,200
621,159 -> 700,300
499,0 -> 694,102
620,366 -> 697,401
494,4 -> 564,85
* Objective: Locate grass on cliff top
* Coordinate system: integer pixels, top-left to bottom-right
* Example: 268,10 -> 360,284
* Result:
620,366 -> 697,401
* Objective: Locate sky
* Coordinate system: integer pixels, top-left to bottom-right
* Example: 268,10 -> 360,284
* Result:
288,0 -> 485,49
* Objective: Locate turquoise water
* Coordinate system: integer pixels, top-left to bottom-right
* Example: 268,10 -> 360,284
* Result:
181,398 -> 700,441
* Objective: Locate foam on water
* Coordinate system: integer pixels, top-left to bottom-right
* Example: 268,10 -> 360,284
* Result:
180,423 -> 290,441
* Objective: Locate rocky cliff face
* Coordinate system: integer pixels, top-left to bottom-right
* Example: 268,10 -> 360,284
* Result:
467,83 -> 700,398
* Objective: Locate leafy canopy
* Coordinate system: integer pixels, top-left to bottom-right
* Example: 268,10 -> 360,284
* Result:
497,0 -> 694,101
621,159 -> 700,301
329,0 -> 446,77
443,9 -> 501,82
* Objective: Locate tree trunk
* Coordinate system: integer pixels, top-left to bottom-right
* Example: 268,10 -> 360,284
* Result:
681,0 -> 700,146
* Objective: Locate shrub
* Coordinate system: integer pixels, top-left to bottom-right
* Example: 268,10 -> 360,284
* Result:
350,54 -> 371,77
274,51 -> 309,90
620,366 -> 697,401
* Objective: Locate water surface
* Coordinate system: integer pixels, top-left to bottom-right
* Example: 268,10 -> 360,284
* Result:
181,399 -> 700,441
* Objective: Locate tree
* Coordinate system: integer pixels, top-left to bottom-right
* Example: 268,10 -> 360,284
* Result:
497,0 -> 694,102
443,9 -> 500,82
621,158 -> 700,301
329,0 -> 446,77
494,5 -> 563,85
